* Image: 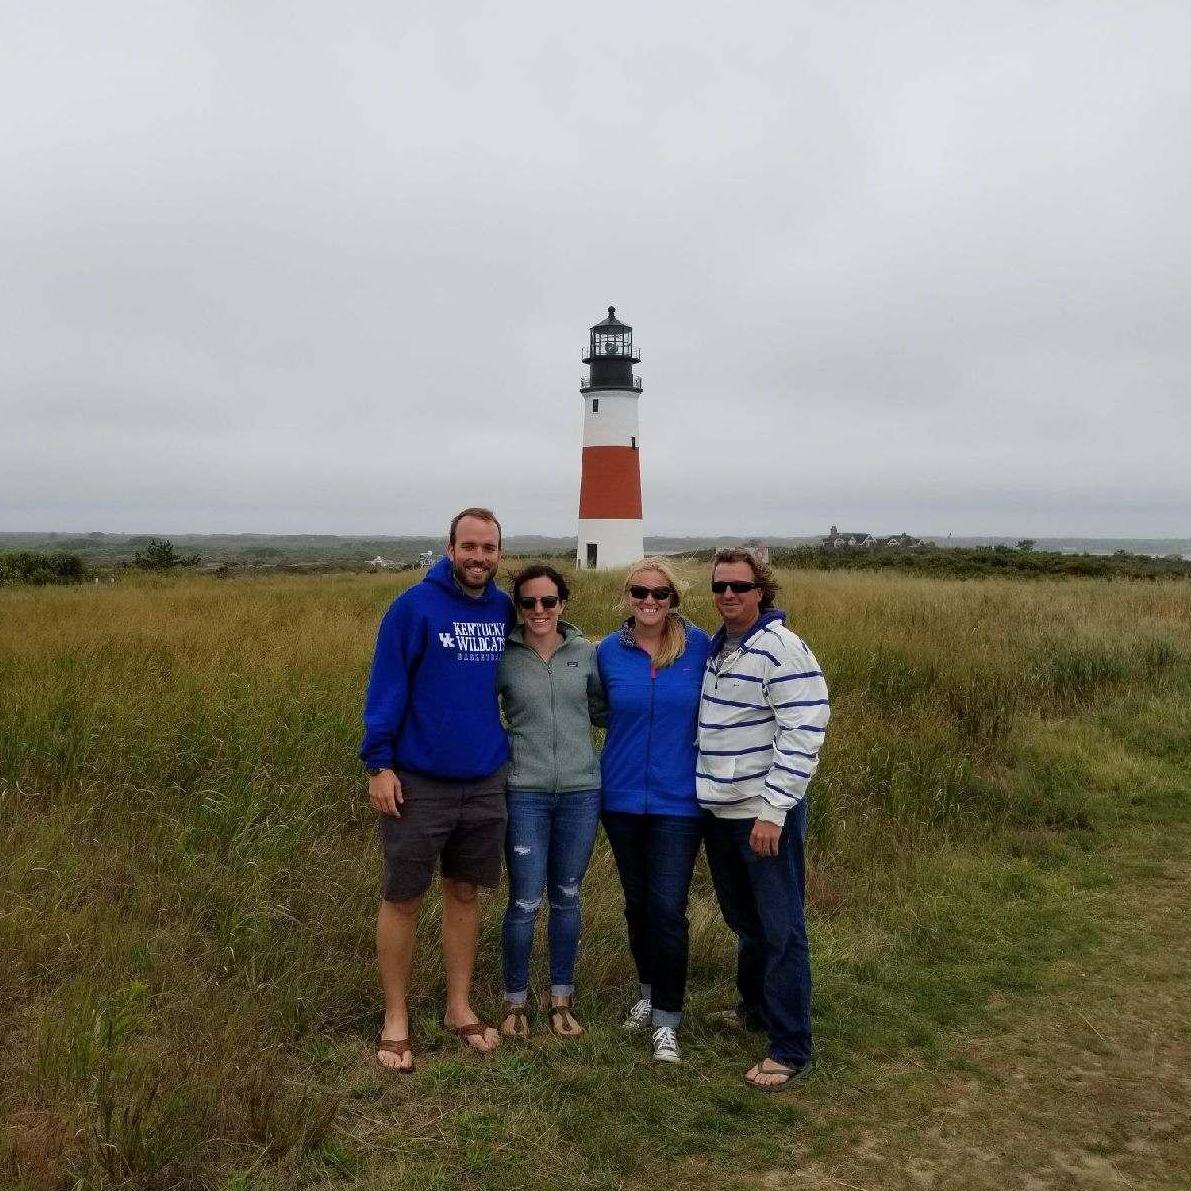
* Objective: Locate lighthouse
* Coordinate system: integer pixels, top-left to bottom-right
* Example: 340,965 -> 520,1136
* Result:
576,306 -> 644,569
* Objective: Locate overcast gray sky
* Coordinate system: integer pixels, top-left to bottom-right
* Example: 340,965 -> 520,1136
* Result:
2,0 -> 1188,537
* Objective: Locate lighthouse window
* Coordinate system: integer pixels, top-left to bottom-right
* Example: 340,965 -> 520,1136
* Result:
592,399 -> 599,413
631,436 -> 637,449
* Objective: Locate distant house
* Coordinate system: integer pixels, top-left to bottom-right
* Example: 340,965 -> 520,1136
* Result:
367,556 -> 395,569
822,525 -> 926,550
741,539 -> 770,564
417,550 -> 436,569
823,525 -> 876,549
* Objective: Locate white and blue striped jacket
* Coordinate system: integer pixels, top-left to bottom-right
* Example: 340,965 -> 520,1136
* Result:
696,610 -> 830,826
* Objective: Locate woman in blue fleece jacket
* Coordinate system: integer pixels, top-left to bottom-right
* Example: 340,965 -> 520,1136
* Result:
597,558 -> 711,1065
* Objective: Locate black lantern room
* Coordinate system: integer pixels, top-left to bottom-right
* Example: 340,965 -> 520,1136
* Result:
581,306 -> 642,393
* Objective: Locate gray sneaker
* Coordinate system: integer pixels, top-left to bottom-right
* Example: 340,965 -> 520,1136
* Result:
651,1025 -> 681,1064
622,997 -> 652,1033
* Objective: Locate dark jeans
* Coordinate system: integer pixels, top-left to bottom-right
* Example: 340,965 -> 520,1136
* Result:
501,789 -> 602,1000
602,810 -> 703,1027
702,802 -> 813,1066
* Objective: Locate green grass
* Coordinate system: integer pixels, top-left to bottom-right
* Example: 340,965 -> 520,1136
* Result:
2,568 -> 1189,1189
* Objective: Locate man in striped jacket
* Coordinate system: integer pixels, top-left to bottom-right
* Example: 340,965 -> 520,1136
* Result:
697,548 -> 830,1091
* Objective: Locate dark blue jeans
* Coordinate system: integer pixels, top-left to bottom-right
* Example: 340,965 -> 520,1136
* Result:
702,802 -> 813,1066
501,790 -> 601,1001
602,810 -> 704,1028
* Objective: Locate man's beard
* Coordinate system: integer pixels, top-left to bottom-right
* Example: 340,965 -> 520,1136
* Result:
453,560 -> 495,591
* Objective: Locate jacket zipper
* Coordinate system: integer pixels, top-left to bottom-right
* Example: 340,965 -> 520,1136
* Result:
547,652 -> 558,792
644,655 -> 656,814
515,635 -> 564,793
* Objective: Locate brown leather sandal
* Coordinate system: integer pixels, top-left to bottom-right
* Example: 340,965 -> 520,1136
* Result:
547,1001 -> 584,1038
376,1037 -> 414,1073
444,1019 -> 499,1053
500,1004 -> 530,1039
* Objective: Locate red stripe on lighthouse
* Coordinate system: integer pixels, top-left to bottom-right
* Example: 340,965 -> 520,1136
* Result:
578,446 -> 643,519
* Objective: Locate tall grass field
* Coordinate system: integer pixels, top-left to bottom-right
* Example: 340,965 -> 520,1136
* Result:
2,567 -> 1189,1189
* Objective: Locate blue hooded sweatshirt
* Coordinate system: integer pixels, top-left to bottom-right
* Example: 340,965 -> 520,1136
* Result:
597,618 -> 713,817
360,557 -> 514,780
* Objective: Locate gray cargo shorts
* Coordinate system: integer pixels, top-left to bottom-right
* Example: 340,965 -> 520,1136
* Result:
378,765 -> 508,902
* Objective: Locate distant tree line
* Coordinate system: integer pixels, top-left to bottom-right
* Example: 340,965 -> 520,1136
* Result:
5,540 -> 1188,586
1,539 -> 203,586
765,544 -> 1191,580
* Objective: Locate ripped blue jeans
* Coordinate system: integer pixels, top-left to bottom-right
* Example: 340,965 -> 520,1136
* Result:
501,789 -> 601,1002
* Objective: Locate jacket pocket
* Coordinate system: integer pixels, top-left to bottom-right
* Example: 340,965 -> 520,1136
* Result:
698,750 -> 737,783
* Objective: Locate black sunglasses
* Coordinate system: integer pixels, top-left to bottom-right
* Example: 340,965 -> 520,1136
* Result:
711,580 -> 760,595
517,595 -> 560,610
628,584 -> 674,601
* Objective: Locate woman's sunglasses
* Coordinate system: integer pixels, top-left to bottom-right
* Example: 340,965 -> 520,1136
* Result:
627,584 -> 674,601
711,580 -> 760,595
517,595 -> 560,610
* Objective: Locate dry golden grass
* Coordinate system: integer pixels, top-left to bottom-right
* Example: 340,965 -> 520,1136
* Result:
2,567 -> 1189,1189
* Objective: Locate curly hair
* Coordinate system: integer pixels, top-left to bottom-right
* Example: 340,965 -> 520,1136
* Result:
711,548 -> 779,611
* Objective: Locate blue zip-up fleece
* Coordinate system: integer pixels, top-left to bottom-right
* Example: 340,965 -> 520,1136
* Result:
597,619 -> 713,817
360,557 -> 515,780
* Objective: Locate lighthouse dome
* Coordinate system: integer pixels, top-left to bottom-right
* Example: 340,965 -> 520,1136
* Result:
582,304 -> 641,388
592,305 -> 631,332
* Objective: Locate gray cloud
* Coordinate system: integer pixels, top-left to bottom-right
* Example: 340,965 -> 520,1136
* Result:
2,0 -> 1189,536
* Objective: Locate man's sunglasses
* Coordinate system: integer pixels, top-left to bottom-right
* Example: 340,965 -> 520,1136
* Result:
517,595 -> 560,610
628,584 -> 674,601
711,580 -> 760,595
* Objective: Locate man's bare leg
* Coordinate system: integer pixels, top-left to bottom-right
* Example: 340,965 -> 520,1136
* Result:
441,877 -> 499,1053
377,894 -> 422,1069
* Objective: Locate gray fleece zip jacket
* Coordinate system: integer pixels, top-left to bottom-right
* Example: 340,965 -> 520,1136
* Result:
496,621 -> 607,792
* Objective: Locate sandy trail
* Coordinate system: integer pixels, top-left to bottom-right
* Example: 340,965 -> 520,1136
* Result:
770,822 -> 1191,1191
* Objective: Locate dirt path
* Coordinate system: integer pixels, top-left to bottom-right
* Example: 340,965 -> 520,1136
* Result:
774,822 -> 1191,1191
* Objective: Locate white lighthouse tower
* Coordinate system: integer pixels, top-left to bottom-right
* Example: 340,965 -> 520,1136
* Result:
576,306 -> 644,569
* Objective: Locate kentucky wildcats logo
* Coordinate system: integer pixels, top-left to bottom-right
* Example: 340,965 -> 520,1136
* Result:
440,621 -> 505,661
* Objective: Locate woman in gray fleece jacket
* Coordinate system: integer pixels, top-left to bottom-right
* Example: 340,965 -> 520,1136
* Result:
496,563 -> 606,1039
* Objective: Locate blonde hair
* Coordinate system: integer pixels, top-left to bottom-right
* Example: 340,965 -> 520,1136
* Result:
624,557 -> 689,670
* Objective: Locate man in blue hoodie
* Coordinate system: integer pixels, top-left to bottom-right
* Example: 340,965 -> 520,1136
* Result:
361,507 -> 514,1071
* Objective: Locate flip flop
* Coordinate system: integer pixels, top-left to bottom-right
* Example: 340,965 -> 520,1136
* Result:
745,1057 -> 813,1092
376,1036 -> 414,1074
444,1019 -> 500,1054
